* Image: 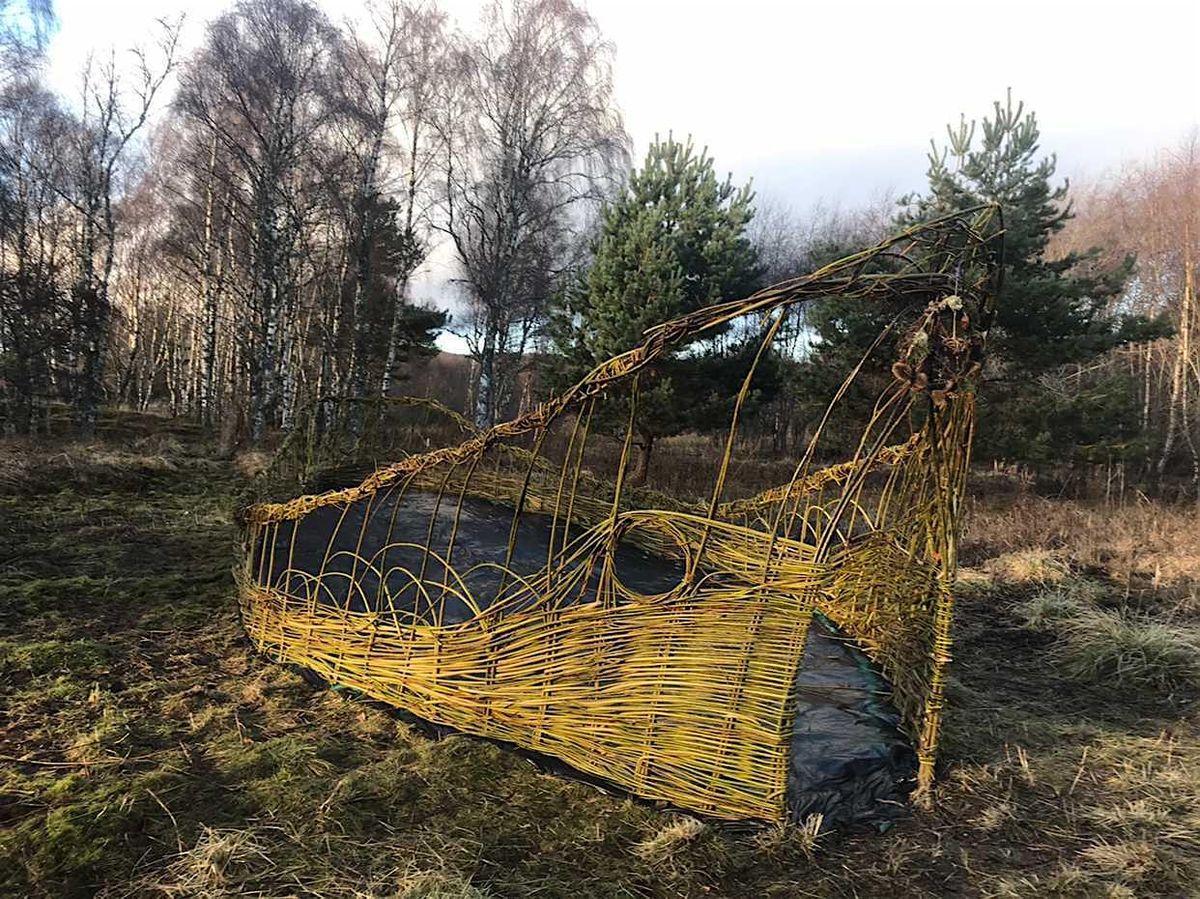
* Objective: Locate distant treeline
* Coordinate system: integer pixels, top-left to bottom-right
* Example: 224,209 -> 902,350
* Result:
0,1 -> 1195,496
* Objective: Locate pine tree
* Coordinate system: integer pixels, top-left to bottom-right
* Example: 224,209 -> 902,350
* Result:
359,196 -> 445,392
808,92 -> 1160,462
907,91 -> 1139,377
546,135 -> 767,483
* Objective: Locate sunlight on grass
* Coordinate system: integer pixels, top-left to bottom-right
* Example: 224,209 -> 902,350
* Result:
2,424 -> 1199,897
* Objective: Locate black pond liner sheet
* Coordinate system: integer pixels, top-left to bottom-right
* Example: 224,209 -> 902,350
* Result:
260,489 -> 916,825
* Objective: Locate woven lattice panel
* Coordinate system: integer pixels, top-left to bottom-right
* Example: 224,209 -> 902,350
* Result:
239,207 -> 1002,822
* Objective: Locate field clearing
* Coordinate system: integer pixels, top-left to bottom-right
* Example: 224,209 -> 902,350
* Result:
1,421 -> 1198,898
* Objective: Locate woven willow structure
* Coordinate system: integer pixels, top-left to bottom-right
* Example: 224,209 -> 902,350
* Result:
239,206 -> 1003,824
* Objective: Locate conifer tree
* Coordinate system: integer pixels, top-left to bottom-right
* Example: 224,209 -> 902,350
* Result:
807,92 -> 1160,462
907,91 -> 1139,378
547,135 -> 766,483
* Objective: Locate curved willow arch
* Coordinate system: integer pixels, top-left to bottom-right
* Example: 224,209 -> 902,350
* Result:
238,205 -> 1003,822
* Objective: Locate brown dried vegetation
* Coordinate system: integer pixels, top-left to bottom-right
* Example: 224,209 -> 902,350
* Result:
1,417 -> 1197,896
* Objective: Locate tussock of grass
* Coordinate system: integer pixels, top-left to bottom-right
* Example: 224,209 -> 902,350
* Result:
753,813 -> 825,858
984,548 -> 1071,584
1078,839 -> 1157,882
973,800 -> 1015,831
981,864 -> 1106,899
633,815 -> 706,863
234,450 -> 272,479
1018,575 -> 1109,627
1019,589 -> 1087,630
161,827 -> 274,897
1085,798 -> 1171,830
1060,609 -> 1200,689
1018,579 -> 1097,630
1017,577 -> 1200,689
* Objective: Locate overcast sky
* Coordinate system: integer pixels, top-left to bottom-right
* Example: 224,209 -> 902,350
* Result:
43,0 -> 1200,348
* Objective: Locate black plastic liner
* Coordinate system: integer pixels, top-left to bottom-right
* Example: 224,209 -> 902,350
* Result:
260,489 -> 915,825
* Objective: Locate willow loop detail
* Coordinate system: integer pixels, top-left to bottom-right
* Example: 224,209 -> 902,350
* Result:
238,206 -> 1004,824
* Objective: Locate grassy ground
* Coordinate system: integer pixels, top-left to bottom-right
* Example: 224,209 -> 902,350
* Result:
1,419 -> 1198,897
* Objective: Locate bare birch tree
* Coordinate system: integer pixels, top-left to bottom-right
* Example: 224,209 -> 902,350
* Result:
337,0 -> 447,407
436,0 -> 627,429
1060,136 -> 1200,497
65,20 -> 179,435
177,0 -> 338,440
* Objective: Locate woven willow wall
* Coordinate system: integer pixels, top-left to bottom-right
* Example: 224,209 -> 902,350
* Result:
239,207 -> 1002,823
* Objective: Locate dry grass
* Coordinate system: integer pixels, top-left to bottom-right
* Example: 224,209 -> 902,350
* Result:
3,419 -> 1199,897
394,870 -> 492,899
233,449 -> 273,479
633,816 -> 708,865
1078,839 -> 1158,882
964,492 -> 1200,584
752,813 -> 825,860
1059,609 -> 1200,689
159,827 -> 274,897
984,548 -> 1072,585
